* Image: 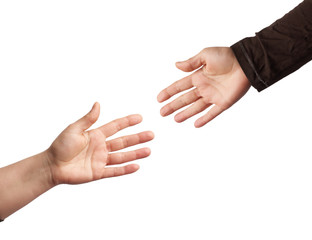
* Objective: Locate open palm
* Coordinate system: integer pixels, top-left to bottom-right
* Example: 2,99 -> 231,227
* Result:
157,47 -> 251,127
47,103 -> 154,185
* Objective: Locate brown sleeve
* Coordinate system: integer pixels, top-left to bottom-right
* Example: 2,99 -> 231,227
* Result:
231,0 -> 312,92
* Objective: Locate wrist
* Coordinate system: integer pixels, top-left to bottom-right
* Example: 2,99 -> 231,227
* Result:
40,150 -> 58,188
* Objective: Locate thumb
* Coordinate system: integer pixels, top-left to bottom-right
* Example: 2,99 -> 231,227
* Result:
72,102 -> 100,132
175,50 -> 204,72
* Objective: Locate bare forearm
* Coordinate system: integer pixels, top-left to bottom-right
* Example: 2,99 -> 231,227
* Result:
0,151 -> 54,220
0,103 -> 154,221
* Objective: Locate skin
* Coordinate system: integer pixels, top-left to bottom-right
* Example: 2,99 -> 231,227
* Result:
0,102 -> 154,220
157,47 -> 251,127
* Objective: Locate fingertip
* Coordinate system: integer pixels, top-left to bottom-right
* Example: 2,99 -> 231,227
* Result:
175,61 -> 186,71
135,147 -> 151,159
160,108 -> 165,117
89,102 -> 100,123
136,114 -> 143,121
90,102 -> 100,114
143,147 -> 152,156
175,61 -> 182,66
146,131 -> 155,140
194,119 -> 205,128
93,101 -> 100,109
129,114 -> 143,125
175,60 -> 194,72
157,94 -> 162,103
174,114 -> 184,123
127,164 -> 140,173
157,91 -> 166,103
160,107 -> 168,117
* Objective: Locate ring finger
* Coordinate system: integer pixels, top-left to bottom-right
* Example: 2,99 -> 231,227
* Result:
160,89 -> 200,116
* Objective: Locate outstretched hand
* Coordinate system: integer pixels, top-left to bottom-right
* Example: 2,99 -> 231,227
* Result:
47,102 -> 154,185
157,47 -> 251,127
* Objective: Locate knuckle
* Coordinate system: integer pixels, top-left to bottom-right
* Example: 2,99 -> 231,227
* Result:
114,167 -> 120,176
177,97 -> 187,107
118,153 -> 125,163
112,120 -> 121,131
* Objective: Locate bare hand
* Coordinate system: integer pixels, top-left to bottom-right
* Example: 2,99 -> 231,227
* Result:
157,47 -> 251,127
47,103 -> 154,185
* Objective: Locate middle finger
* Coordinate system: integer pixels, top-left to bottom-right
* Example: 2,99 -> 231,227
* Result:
106,131 -> 154,152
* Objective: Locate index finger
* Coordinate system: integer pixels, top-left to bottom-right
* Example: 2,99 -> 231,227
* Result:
99,114 -> 143,138
157,75 -> 193,103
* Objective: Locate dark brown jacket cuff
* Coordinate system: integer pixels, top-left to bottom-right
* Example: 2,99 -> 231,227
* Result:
231,0 -> 312,92
231,40 -> 268,92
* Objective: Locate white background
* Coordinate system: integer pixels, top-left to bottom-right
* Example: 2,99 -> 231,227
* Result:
1,0 -> 312,239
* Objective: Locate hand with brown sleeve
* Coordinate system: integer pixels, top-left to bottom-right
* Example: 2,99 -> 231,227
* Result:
158,0 -> 312,127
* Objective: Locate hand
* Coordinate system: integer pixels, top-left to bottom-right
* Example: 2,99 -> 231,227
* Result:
46,102 -> 154,185
157,47 -> 251,127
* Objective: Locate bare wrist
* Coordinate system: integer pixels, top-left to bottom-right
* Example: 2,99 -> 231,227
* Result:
41,150 -> 58,188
